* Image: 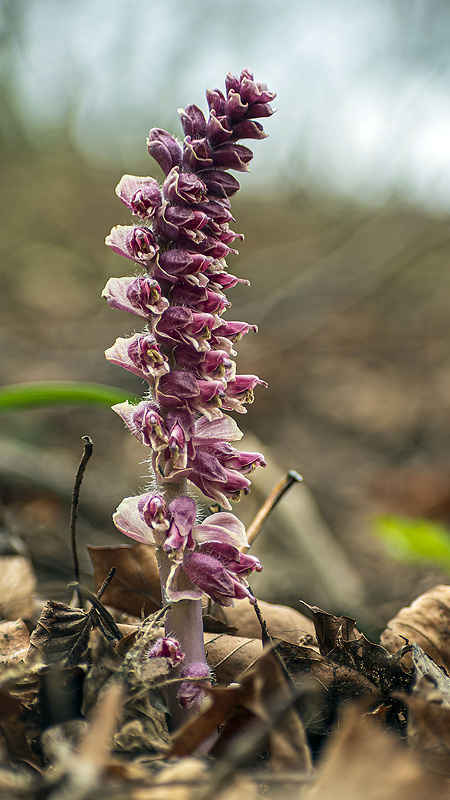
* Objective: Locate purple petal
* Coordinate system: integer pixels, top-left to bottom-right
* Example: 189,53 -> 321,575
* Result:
193,512 -> 248,549
113,495 -> 157,544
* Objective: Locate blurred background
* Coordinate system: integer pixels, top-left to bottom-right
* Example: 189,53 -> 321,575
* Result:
2,0 -> 450,631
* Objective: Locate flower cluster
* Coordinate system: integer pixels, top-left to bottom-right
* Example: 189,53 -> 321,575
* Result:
105,70 -> 274,607
114,494 -> 262,605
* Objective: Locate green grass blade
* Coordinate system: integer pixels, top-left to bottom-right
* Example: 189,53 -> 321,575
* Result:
0,381 -> 137,412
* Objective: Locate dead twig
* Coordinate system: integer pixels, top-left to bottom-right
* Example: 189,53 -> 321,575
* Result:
70,436 -> 93,606
244,469 -> 302,550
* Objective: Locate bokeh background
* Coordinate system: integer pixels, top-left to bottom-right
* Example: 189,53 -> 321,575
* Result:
2,0 -> 450,632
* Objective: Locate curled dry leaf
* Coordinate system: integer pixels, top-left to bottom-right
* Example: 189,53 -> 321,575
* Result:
206,598 -> 316,645
306,604 -> 413,703
0,556 -> 36,620
87,543 -> 162,617
28,601 -> 92,666
381,584 -> 450,672
304,704 -> 448,800
274,640 -> 383,737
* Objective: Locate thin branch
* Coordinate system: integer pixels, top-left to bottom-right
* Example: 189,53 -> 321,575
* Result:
96,567 -> 116,601
70,435 -> 93,606
244,469 -> 303,550
69,581 -> 123,643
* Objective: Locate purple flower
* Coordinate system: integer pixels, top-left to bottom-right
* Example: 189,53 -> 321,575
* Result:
177,662 -> 211,708
154,204 -> 209,243
106,72 -> 274,655
113,492 -> 168,545
105,225 -> 159,263
102,276 -> 169,319
113,400 -> 168,451
148,637 -> 184,667
162,167 -> 207,205
147,128 -> 182,175
153,415 -> 266,508
154,307 -> 217,353
115,175 -> 162,220
105,334 -> 169,382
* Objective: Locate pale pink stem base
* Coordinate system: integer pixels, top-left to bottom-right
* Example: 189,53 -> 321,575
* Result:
157,548 -> 207,728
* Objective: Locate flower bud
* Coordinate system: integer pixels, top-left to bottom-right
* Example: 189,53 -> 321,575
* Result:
147,128 -> 182,175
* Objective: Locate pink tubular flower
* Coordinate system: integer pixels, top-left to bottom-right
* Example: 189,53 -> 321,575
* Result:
177,662 -> 211,708
148,637 -> 184,667
106,334 -> 169,382
102,276 -> 169,319
105,225 -> 159,263
115,175 -> 162,220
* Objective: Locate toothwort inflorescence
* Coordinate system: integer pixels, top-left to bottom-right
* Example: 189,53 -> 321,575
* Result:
104,70 -> 274,713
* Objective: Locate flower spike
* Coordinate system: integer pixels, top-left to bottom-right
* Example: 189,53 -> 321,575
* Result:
105,70 -> 274,717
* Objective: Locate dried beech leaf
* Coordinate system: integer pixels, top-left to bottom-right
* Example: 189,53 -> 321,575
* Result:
28,601 -> 92,666
88,543 -> 162,617
207,598 -> 316,645
381,584 -> 450,672
0,714 -> 40,768
170,684 -> 251,757
81,629 -> 123,717
305,704 -> 447,800
0,619 -> 30,665
303,604 -> 358,652
0,556 -> 36,620
204,633 -> 263,684
275,640 -> 383,736
306,605 -> 413,702
236,650 -> 312,773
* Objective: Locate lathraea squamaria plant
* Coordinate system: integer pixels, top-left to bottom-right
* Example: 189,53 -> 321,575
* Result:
103,69 -> 275,713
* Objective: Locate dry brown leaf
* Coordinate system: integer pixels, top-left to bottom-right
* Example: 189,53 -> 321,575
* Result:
0,619 -> 30,665
274,640 -> 383,737
88,543 -> 162,617
207,598 -> 316,645
307,605 -> 413,710
0,556 -> 36,620
205,633 -> 263,684
381,584 -> 450,672
305,704 -> 448,800
28,601 -> 91,666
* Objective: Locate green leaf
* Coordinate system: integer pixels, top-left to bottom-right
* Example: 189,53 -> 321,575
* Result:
373,514 -> 450,571
0,381 -> 137,412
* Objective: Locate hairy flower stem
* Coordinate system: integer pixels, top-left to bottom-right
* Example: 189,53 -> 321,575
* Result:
157,546 -> 207,725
